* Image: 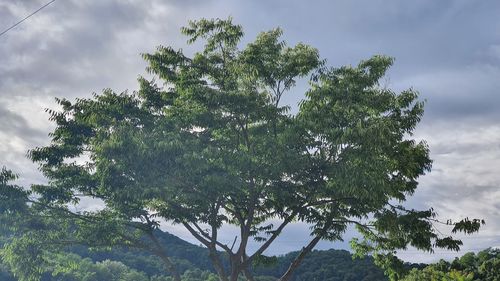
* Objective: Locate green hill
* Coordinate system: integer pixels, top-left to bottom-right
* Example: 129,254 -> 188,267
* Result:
253,249 -> 386,281
4,229 -> 497,280
70,230 -> 388,280
1,229 -> 389,280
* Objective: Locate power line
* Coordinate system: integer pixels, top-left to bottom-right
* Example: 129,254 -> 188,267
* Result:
0,0 -> 57,38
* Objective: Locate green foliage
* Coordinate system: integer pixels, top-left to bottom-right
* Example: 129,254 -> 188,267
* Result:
165,269 -> 219,281
402,267 -> 474,281
0,167 -> 31,232
254,249 -> 386,281
48,253 -> 150,281
0,260 -> 16,281
0,237 -> 392,281
401,248 -> 500,281
1,235 -> 49,281
70,229 -> 214,275
59,232 -> 390,281
0,247 -> 152,281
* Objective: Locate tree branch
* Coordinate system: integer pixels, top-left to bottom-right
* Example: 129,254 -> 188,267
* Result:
181,222 -> 211,247
278,235 -> 322,281
145,231 -> 182,281
244,210 -> 298,266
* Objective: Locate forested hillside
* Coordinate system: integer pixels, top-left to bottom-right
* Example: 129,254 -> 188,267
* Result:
0,230 -> 388,280
4,237 -> 497,281
253,249 -> 387,280
1,229 -> 498,280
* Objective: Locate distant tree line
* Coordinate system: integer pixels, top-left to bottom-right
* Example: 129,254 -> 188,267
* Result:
1,223 -> 498,281
402,248 -> 499,281
0,229 -> 387,280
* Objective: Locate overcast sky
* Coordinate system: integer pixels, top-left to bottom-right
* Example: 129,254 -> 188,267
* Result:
1,0 -> 499,263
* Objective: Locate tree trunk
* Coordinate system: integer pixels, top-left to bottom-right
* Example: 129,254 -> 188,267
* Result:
243,268 -> 256,281
278,235 -> 321,281
209,248 -> 230,281
229,256 -> 241,281
157,252 -> 182,281
146,231 -> 182,281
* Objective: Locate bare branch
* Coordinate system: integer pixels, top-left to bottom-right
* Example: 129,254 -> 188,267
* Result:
245,210 -> 298,266
182,222 -> 211,247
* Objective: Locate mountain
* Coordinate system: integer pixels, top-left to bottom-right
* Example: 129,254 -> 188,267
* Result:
1,229 -> 389,280
70,230 -> 215,276
253,249 -> 386,281
3,228 -> 498,280
72,230 -> 388,280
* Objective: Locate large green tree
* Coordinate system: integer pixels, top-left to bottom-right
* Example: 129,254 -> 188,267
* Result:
0,18 -> 483,281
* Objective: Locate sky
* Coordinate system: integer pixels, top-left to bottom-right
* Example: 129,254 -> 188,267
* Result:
1,0 -> 499,263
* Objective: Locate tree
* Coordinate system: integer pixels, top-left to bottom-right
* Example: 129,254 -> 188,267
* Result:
401,248 -> 500,281
47,253 -> 150,281
0,18 -> 483,281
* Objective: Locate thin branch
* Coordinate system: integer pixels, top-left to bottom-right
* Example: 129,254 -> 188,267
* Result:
191,221 -> 233,254
245,210 -> 298,266
230,236 -> 238,251
278,235 -> 322,281
145,231 -> 182,281
181,222 -> 211,247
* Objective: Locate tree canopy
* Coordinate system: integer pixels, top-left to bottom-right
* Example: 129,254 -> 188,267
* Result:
0,18 -> 483,281
401,248 -> 500,281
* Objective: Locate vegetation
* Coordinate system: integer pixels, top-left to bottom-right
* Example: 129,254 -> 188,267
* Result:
402,248 -> 500,281
0,230 -> 387,280
0,252 -> 152,281
2,228 -> 497,281
0,220 -> 497,280
0,18 -> 484,281
253,249 -> 387,280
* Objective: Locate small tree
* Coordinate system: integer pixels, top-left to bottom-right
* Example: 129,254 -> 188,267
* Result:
0,18 -> 483,281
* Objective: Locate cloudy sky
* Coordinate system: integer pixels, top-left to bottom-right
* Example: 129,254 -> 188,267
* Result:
1,0 -> 499,263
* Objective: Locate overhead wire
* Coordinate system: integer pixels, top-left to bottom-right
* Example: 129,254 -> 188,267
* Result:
0,0 -> 57,38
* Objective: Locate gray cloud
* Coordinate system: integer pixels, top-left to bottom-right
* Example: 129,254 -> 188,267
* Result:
0,103 -> 45,140
395,64 -> 500,124
0,101 -> 49,186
